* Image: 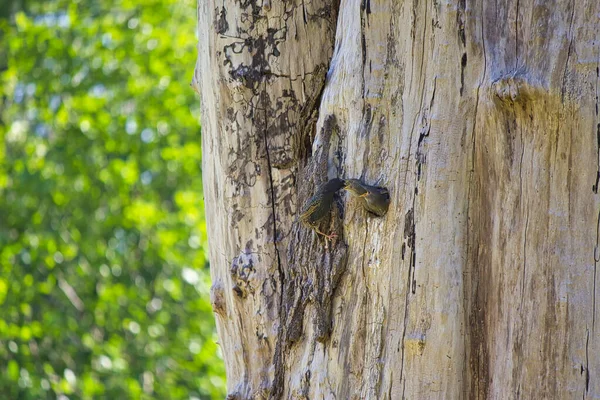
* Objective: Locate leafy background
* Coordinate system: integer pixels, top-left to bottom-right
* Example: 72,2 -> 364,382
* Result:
0,0 -> 225,398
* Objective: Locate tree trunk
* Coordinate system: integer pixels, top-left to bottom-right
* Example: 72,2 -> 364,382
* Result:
195,0 -> 600,398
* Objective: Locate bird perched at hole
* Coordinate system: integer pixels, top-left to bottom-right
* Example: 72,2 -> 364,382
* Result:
344,179 -> 390,217
299,178 -> 345,241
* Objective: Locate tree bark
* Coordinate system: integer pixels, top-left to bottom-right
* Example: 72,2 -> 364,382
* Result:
195,0 -> 600,398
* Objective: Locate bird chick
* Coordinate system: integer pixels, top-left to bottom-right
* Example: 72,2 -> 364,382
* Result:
299,178 -> 345,241
344,179 -> 390,217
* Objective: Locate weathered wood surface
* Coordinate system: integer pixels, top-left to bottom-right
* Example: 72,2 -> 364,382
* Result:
196,0 -> 600,398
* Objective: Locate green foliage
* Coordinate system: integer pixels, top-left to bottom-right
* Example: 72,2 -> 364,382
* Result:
0,0 -> 225,398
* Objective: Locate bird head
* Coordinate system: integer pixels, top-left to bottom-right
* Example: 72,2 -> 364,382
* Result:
342,179 -> 365,196
323,178 -> 346,193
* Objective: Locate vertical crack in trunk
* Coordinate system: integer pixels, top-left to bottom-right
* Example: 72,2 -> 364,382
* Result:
261,83 -> 284,327
399,208 -> 416,387
360,0 -> 372,94
593,210 -> 599,331
520,209 -> 529,320
261,81 -> 286,400
560,0 -> 575,103
519,113 -> 528,311
464,2 -> 490,397
585,328 -> 590,394
593,63 -> 600,193
594,48 -> 600,335
267,2 -> 341,397
272,115 -> 347,399
514,0 -> 519,68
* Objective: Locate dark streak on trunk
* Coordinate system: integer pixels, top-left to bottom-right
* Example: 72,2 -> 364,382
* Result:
272,116 -> 348,400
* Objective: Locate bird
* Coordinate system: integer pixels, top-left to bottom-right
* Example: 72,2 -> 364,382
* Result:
299,178 -> 346,241
343,179 -> 390,217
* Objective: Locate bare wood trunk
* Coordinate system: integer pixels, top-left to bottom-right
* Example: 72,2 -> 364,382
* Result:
195,0 -> 600,398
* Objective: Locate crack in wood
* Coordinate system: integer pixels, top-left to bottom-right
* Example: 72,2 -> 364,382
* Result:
560,0 -> 575,103
594,209 -> 600,331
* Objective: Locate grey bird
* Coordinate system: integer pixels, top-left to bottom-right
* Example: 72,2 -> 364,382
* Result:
299,178 -> 346,240
343,179 -> 390,217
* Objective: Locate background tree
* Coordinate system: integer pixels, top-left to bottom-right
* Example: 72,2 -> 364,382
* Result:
0,0 -> 225,398
197,0 -> 600,398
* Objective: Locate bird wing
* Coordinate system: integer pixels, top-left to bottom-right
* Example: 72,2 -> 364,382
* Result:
299,196 -> 320,223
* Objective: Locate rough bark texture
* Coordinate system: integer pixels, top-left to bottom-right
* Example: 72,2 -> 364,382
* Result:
196,0 -> 600,398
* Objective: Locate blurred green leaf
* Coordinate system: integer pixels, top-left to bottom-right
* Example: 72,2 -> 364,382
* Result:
0,0 -> 224,398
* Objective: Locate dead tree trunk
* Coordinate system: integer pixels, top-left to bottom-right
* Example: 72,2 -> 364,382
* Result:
195,0 -> 600,398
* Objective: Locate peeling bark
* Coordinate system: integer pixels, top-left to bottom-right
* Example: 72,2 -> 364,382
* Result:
197,0 -> 600,398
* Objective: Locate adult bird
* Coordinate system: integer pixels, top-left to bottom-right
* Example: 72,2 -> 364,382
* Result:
299,178 -> 346,241
343,179 -> 390,217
